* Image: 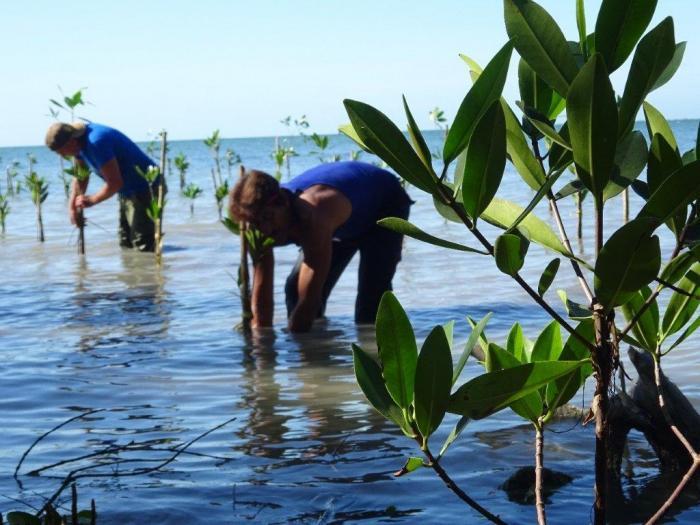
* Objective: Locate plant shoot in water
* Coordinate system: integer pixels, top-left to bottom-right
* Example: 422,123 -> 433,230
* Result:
0,192 -> 9,234
25,170 -> 48,242
63,162 -> 90,254
183,183 -> 202,215
49,88 -> 89,198
174,152 -> 190,191
225,148 -> 241,180
6,161 -> 20,195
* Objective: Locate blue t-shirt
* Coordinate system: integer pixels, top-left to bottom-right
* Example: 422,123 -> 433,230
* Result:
282,161 -> 406,240
77,123 -> 156,197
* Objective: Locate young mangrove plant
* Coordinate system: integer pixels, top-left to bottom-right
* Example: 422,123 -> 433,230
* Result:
310,132 -> 331,163
174,152 -> 190,191
25,171 -> 48,242
136,133 -> 167,262
225,147 -> 242,179
63,162 -> 91,255
6,160 -> 21,196
343,0 -> 698,522
204,129 -> 223,187
0,192 -> 9,235
214,179 -> 229,220
271,138 -> 296,180
49,87 -> 89,198
183,183 -> 202,215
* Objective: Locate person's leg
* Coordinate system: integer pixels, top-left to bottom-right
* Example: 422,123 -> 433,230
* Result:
355,190 -> 411,323
285,240 -> 358,318
128,192 -> 155,252
118,195 -> 133,248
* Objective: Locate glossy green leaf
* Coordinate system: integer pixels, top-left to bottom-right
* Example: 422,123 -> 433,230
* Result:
557,289 -> 593,320
504,0 -> 579,96
415,326 -> 454,438
403,95 -> 434,174
668,316 -> 700,352
594,0 -> 658,72
648,134 -> 682,196
505,170 -> 564,235
660,251 -> 697,286
378,217 -> 488,254
603,131 -> 648,201
517,103 -> 571,150
638,160 -> 700,226
503,101 -> 547,190
643,101 -> 678,152
518,58 -> 559,119
375,292 -> 417,409
485,343 -> 542,422
461,101 -> 507,220
448,360 -> 585,419
621,286 -> 659,352
594,218 -> 661,311
566,53 -> 618,200
531,321 -> 563,362
538,258 -> 561,296
482,197 -> 568,255
338,123 -> 371,153
554,180 -> 586,201
617,18 -> 675,138
438,415 -> 470,458
548,122 -> 574,174
454,313 -> 492,384
505,322 -> 524,362
661,263 -> 700,340
344,99 -> 435,192
494,229 -> 530,276
576,0 -> 588,57
459,53 -> 484,75
443,319 -> 456,348
653,40 -> 684,87
352,344 -> 413,435
444,41 -> 513,164
394,456 -> 425,476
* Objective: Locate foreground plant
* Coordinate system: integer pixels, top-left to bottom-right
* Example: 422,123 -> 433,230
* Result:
25,170 -> 48,242
136,147 -> 166,262
173,152 -> 190,191
343,0 -> 698,522
6,160 -> 20,196
183,183 -> 202,215
63,163 -> 90,254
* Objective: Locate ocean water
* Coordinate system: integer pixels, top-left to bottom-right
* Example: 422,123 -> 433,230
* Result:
1,123 -> 700,524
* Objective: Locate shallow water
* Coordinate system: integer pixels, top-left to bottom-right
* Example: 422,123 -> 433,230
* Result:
2,124 -> 700,524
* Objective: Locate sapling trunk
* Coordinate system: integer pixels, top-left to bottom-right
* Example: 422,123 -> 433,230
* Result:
238,166 -> 252,332
535,421 -> 547,525
622,188 -> 629,224
76,167 -> 86,256
36,198 -> 44,242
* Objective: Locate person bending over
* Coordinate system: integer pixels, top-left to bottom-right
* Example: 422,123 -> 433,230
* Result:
45,121 -> 159,252
229,161 -> 411,333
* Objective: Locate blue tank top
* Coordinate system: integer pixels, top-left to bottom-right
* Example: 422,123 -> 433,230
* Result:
282,161 -> 405,240
77,123 -> 156,197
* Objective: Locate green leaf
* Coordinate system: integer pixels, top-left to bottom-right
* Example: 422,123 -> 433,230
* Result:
459,53 -> 484,75
438,415 -> 470,458
394,456 -> 425,476
338,123 -> 371,153
661,263 -> 700,340
504,0 -> 580,96
594,217 -> 661,311
517,103 -> 571,150
643,100 -> 678,152
539,258 -> 561,296
531,321 -> 563,362
668,316 -> 700,352
481,197 -> 568,255
507,322 -> 526,361
454,313 -> 492,384
415,326 -> 454,438
444,41 -> 513,164
494,229 -> 530,276
222,217 -> 240,235
461,101 -> 507,220
518,58 -> 559,119
647,133 -> 682,197
352,344 -> 414,436
594,0 -> 658,72
576,0 -> 588,57
621,286 -> 659,352
485,343 -> 542,422
403,95 -> 434,174
6,512 -> 42,525
659,39 -> 688,85
638,161 -> 700,226
566,53 -> 618,200
557,289 -> 593,320
503,101 -> 547,190
377,217 -> 488,254
660,251 -> 697,286
548,122 -> 574,174
505,169 -> 564,234
344,100 -> 435,192
603,131 -> 648,201
617,18 -> 675,138
375,292 -> 418,409
448,360 -> 585,419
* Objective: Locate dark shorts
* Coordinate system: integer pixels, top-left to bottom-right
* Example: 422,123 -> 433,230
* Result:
285,185 -> 412,324
118,191 -> 155,252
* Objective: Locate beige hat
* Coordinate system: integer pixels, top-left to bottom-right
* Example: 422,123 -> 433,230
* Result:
45,121 -> 87,151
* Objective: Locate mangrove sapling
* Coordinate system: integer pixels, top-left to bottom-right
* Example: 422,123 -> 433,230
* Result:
271,138 -> 296,180
0,192 -> 9,234
225,147 -> 241,180
310,132 -> 331,163
136,164 -> 166,261
25,171 -> 48,242
204,129 -> 223,187
6,160 -> 20,196
63,162 -> 90,255
343,1 -> 699,522
174,152 -> 190,191
214,179 -> 229,220
183,183 -> 202,215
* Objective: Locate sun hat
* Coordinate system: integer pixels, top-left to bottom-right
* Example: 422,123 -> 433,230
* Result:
45,121 -> 87,151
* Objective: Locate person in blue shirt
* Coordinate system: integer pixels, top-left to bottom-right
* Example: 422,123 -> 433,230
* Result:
229,161 -> 412,332
45,121 -> 158,251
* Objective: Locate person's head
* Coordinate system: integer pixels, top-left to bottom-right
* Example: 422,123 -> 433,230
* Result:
45,122 -> 87,157
229,169 -> 292,242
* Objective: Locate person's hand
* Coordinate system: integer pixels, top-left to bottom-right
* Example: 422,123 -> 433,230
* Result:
68,203 -> 85,227
75,194 -> 95,209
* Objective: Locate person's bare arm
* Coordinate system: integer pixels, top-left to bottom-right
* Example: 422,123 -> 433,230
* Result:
75,158 -> 123,208
251,246 -> 274,328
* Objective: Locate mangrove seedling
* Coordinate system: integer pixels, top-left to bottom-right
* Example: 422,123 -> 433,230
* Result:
6,161 -> 20,196
136,163 -> 166,262
225,148 -> 242,179
271,138 -> 296,180
64,162 -> 91,255
343,1 -> 699,522
25,171 -> 48,242
204,129 -> 223,188
174,152 -> 190,191
0,192 -> 9,234
183,183 -> 203,215
214,178 -> 230,220
310,132 -> 330,163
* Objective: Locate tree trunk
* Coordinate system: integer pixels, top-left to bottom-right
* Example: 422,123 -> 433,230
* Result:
535,422 -> 547,524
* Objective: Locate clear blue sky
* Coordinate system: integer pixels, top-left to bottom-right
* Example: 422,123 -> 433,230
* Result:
4,0 -> 699,147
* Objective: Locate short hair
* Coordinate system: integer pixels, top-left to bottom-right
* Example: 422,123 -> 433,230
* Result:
229,169 -> 281,222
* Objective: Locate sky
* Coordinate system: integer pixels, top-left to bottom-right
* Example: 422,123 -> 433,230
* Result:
3,0 -> 699,147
